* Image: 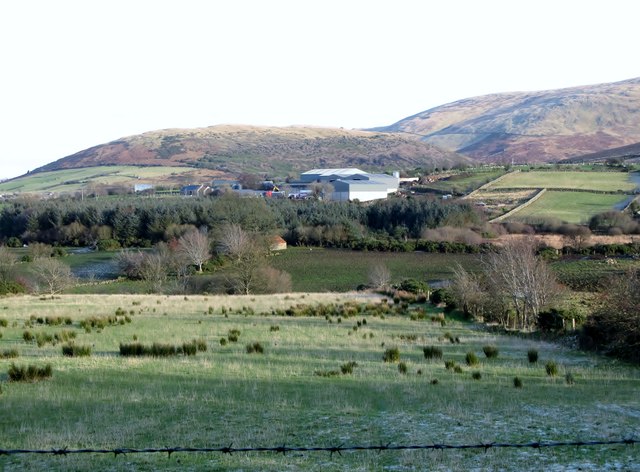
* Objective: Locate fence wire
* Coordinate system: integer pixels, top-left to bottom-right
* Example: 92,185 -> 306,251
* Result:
0,438 -> 637,459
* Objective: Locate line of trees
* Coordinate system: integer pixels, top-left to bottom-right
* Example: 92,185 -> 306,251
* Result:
0,194 -> 482,250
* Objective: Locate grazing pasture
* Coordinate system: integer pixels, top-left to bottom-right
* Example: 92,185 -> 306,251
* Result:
0,294 -> 638,471
488,171 -> 638,192
508,191 -> 629,224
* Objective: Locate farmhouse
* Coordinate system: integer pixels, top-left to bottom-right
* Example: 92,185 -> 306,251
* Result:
293,168 -> 400,202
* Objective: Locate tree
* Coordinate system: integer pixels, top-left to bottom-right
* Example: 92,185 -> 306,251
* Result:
368,263 -> 391,290
482,238 -> 561,330
178,228 -> 210,272
217,224 -> 268,294
447,263 -> 487,320
33,257 -> 73,295
0,246 -> 17,285
581,270 -> 640,363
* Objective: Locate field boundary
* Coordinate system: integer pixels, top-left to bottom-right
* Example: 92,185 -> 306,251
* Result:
1,438 -> 637,458
462,170 -> 519,199
490,188 -> 547,222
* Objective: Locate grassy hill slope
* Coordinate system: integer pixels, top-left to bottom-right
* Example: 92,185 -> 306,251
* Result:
34,125 -> 468,178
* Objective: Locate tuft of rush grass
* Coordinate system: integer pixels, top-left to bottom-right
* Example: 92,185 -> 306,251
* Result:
0,294 -> 637,471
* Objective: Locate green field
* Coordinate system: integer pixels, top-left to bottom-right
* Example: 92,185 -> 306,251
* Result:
508,191 -> 629,224
269,248 -> 481,291
0,166 -> 198,193
489,171 -> 638,192
418,169 -> 506,194
0,294 -> 638,471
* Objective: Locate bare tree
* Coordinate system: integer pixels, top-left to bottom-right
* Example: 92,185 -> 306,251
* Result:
448,263 -> 487,320
33,257 -> 73,295
217,224 -> 268,294
138,252 -> 169,293
482,238 -> 562,330
368,263 -> 391,290
178,228 -> 210,272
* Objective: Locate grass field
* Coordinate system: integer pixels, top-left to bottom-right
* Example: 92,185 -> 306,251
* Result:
418,169 -> 506,194
269,248 -> 482,292
0,166 -> 207,193
489,171 -> 638,192
508,191 -> 629,224
0,294 -> 638,471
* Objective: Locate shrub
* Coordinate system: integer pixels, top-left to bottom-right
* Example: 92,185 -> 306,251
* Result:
340,361 -> 358,375
382,347 -> 400,363
430,379 -> 439,385
465,352 -> 480,366
423,346 -> 443,360
22,330 -> 35,342
181,341 -> 197,356
471,371 -> 482,380
8,363 -> 52,382
398,362 -> 408,374
527,349 -> 539,363
195,338 -> 207,352
514,376 -> 523,388
62,344 -> 92,357
269,325 -> 280,332
0,348 -> 19,359
246,342 -> 264,354
0,318 -> 7,327
565,372 -> 575,385
219,337 -> 227,346
228,329 -> 241,342
444,360 -> 456,370
482,345 -> 499,359
454,365 -> 463,373
545,360 -> 559,376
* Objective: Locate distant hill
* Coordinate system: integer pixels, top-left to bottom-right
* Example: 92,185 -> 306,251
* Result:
35,125 -> 468,177
562,141 -> 640,164
373,78 -> 640,163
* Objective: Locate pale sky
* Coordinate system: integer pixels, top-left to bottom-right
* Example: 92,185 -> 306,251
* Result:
1,0 -> 639,179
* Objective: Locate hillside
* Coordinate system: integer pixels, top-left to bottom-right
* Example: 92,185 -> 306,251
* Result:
34,125 -> 468,177
562,141 -> 640,164
373,78 -> 640,163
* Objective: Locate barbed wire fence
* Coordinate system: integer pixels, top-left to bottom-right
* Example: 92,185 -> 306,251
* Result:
1,438 -> 637,459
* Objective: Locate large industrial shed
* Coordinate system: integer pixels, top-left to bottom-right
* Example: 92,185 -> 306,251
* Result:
296,168 -> 399,202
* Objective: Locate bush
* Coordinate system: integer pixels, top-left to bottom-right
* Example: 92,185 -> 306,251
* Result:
527,349 -> 539,363
340,361 -> 358,375
482,345 -> 499,359
471,371 -> 482,380
513,376 -> 523,388
219,337 -> 227,346
444,360 -> 456,370
545,360 -> 559,376
8,363 -> 52,382
382,347 -> 400,363
62,344 -> 92,357
398,362 -> 408,374
246,342 -> 264,354
565,372 -> 575,385
0,318 -> 7,327
423,346 -> 443,360
0,348 -> 19,359
465,352 -> 480,366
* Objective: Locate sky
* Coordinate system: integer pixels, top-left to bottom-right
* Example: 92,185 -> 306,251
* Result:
1,0 -> 639,179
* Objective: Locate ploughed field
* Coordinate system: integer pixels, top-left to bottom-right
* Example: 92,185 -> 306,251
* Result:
0,294 -> 638,471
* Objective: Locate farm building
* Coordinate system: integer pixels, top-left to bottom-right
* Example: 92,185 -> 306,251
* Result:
293,168 -> 399,202
180,184 -> 212,197
270,235 -> 287,251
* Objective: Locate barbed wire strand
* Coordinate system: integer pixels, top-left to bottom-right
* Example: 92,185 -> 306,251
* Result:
0,438 -> 637,459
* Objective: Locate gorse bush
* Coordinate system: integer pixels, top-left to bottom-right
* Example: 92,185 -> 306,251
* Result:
0,318 -> 8,327
8,363 -> 52,382
382,347 -> 400,363
62,344 -> 92,357
482,345 -> 499,358
471,371 -> 482,380
527,349 -> 539,363
444,360 -> 456,370
514,376 -> 523,388
398,361 -> 408,374
423,346 -> 443,360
